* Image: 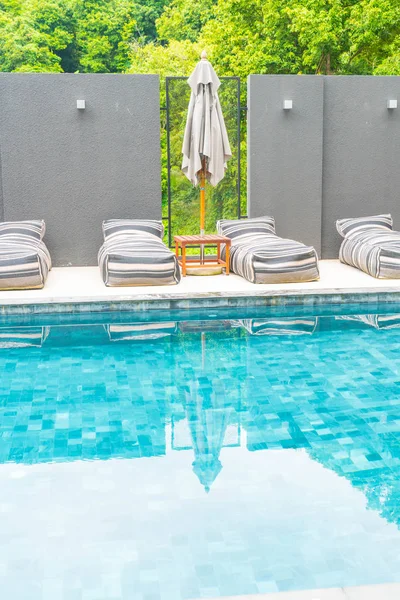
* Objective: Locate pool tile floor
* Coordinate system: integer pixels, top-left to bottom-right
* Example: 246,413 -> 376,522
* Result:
2,308 -> 400,598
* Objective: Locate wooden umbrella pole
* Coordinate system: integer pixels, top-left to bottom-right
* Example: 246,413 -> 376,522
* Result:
200,158 -> 206,236
200,157 -> 206,264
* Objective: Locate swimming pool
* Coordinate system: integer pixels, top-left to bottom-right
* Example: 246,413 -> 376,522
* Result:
1,304 -> 400,599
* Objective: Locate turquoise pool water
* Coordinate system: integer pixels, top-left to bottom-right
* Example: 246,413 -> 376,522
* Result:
1,305 -> 400,599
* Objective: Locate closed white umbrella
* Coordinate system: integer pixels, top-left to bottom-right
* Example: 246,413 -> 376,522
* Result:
182,51 -> 232,238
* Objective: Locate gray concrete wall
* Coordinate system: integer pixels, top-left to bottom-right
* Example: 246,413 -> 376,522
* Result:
247,75 -> 400,258
0,73 -> 161,266
322,76 -> 400,258
248,75 -> 324,255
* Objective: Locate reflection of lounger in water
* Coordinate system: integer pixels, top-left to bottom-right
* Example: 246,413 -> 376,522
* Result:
336,314 -> 400,330
239,317 -> 319,336
105,322 -> 178,341
0,326 -> 50,348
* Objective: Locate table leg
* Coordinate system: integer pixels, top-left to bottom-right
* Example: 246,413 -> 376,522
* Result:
217,243 -> 221,262
182,245 -> 187,276
225,243 -> 230,275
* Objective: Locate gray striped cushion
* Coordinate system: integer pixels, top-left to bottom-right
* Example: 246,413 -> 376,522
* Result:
98,233 -> 181,287
217,216 -> 275,241
339,229 -> 400,278
240,318 -> 318,335
102,219 -> 164,241
336,214 -> 392,238
0,220 -> 46,241
0,238 -> 51,290
106,322 -> 177,341
217,217 -> 318,284
217,218 -> 319,283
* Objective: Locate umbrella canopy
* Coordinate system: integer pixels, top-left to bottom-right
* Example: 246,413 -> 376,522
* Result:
182,52 -> 232,187
182,51 -> 232,236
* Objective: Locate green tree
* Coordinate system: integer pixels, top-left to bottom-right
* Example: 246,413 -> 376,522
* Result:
128,39 -> 200,78
286,0 -> 400,74
0,0 -> 73,72
0,0 -> 169,73
69,0 -> 139,73
374,44 -> 400,74
157,0 -> 217,43
199,0 -> 301,77
134,0 -> 170,42
199,0 -> 400,76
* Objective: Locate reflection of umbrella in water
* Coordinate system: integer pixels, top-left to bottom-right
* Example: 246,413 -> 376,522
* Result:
185,379 -> 231,492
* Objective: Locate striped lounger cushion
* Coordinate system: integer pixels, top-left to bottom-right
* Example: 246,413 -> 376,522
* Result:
0,220 -> 52,290
217,217 -> 319,284
98,219 -> 181,286
337,214 -> 400,278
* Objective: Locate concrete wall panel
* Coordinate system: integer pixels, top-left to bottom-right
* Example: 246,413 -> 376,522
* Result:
0,73 -> 161,266
248,75 -> 324,255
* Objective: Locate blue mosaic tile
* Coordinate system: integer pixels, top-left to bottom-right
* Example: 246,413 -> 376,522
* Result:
1,310 -> 400,598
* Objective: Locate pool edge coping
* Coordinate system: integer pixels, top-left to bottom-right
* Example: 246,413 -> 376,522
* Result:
197,580 -> 400,599
2,287 -> 400,314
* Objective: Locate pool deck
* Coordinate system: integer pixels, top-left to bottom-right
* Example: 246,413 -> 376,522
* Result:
0,259 -> 400,307
204,582 -> 400,599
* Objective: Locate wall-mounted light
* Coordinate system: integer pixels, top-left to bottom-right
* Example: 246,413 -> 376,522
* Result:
77,100 -> 86,110
283,100 -> 293,110
387,99 -> 397,109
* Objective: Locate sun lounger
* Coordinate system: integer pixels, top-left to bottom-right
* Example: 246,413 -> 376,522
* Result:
0,220 -> 51,290
337,214 -> 400,278
98,219 -> 181,286
217,217 -> 319,284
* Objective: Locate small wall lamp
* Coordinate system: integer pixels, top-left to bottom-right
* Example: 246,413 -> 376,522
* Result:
387,99 -> 398,109
283,100 -> 293,110
77,99 -> 86,110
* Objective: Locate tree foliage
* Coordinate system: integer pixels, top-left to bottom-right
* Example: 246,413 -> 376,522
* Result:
0,0 -> 169,72
157,0 -> 217,43
195,0 -> 400,76
1,0 -> 399,75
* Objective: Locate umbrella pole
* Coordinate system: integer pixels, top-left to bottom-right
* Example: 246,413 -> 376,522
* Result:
200,158 -> 206,264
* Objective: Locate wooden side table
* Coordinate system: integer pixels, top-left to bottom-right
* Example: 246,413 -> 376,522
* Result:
174,234 -> 231,277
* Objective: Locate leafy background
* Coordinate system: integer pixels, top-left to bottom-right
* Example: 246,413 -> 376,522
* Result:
1,0 -> 399,240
